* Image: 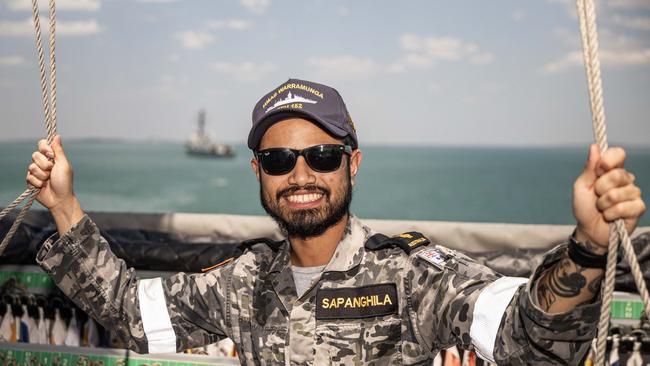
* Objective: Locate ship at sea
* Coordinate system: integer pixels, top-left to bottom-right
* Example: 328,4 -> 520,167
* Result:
185,110 -> 235,157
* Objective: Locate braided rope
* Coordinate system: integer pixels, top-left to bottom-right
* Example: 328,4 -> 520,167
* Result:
0,0 -> 57,255
48,0 -> 57,143
31,0 -> 52,134
0,189 -> 36,221
575,0 -> 650,364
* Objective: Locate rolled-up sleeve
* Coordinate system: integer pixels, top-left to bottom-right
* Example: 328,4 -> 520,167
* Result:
492,244 -> 600,365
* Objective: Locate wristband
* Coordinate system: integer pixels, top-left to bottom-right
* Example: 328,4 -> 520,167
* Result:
567,232 -> 608,269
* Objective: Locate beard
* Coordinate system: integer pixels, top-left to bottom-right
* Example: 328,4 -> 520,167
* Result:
259,164 -> 353,239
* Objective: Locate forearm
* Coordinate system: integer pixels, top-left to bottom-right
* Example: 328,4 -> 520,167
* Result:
536,256 -> 603,313
49,196 -> 85,236
536,230 -> 606,313
492,240 -> 602,364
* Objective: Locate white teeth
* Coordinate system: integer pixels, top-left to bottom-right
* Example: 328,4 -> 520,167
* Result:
287,193 -> 323,204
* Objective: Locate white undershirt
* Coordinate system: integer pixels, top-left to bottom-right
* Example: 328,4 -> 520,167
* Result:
291,265 -> 326,297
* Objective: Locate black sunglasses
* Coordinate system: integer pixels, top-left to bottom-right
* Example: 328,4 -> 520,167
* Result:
255,144 -> 353,176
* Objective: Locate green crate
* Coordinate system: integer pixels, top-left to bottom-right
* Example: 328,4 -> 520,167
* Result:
0,271 -> 54,290
0,348 -> 233,366
611,299 -> 644,320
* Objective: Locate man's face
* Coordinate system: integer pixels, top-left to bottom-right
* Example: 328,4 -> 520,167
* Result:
251,118 -> 362,239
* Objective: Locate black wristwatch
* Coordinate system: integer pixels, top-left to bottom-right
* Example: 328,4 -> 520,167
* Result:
567,231 -> 608,269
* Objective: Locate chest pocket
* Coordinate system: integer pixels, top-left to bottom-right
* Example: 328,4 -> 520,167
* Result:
238,316 -> 287,366
314,316 -> 402,365
314,283 -> 403,364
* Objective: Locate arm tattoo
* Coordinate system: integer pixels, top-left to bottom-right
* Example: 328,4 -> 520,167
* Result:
587,273 -> 604,295
548,258 -> 586,297
537,282 -> 556,310
537,257 -> 588,310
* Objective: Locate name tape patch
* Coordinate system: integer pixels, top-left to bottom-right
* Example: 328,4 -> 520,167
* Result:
316,283 -> 398,320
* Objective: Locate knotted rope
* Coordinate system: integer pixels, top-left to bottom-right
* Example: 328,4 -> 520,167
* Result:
575,0 -> 650,364
0,0 -> 57,254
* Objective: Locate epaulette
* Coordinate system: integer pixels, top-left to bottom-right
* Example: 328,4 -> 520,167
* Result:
365,231 -> 431,254
237,237 -> 284,252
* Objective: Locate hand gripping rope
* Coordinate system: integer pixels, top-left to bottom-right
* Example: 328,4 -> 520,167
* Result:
575,0 -> 650,364
0,0 -> 57,255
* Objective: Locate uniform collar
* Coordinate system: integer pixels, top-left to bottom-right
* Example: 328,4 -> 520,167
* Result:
268,214 -> 375,274
324,214 -> 374,272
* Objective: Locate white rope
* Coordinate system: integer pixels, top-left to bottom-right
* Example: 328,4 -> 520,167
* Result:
575,0 -> 650,364
0,0 -> 57,254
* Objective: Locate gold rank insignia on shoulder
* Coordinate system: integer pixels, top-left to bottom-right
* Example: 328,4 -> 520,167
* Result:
364,231 -> 431,254
390,231 -> 431,253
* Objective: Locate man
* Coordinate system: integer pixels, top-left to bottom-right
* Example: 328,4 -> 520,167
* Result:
26,79 -> 645,365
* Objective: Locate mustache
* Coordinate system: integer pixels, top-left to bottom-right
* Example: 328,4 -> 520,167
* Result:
276,185 -> 330,200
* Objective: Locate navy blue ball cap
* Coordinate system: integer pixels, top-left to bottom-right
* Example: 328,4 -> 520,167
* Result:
248,78 -> 358,150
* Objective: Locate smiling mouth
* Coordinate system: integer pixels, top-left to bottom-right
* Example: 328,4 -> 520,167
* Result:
285,192 -> 324,204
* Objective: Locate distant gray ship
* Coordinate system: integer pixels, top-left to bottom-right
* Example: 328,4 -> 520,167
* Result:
185,110 -> 235,158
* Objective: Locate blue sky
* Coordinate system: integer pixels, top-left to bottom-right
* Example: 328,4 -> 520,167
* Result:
0,0 -> 648,146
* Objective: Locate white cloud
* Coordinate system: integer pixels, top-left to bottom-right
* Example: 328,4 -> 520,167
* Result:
0,19 -> 34,36
176,20 -> 249,51
0,17 -> 103,37
401,34 -> 487,62
611,15 -> 650,31
174,30 -> 215,50
5,0 -> 101,11
240,0 -> 269,14
211,61 -> 275,82
386,53 -> 433,73
543,49 -> 650,72
0,55 -> 24,66
310,36 -> 493,78
547,0 -> 650,20
601,49 -> 650,65
59,19 -> 103,36
402,53 -> 433,67
206,19 -> 252,30
470,52 -> 494,65
543,51 -> 583,73
544,27 -> 650,72
389,34 -> 493,72
308,56 -> 380,79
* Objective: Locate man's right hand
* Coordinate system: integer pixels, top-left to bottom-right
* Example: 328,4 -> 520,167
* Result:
27,135 -> 84,235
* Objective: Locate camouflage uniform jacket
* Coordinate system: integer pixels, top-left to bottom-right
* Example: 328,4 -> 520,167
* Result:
36,214 -> 600,365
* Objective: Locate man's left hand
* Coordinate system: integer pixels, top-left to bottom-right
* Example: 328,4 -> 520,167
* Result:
573,144 -> 646,249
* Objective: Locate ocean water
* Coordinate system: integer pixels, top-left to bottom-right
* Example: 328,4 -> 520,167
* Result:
0,141 -> 648,226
